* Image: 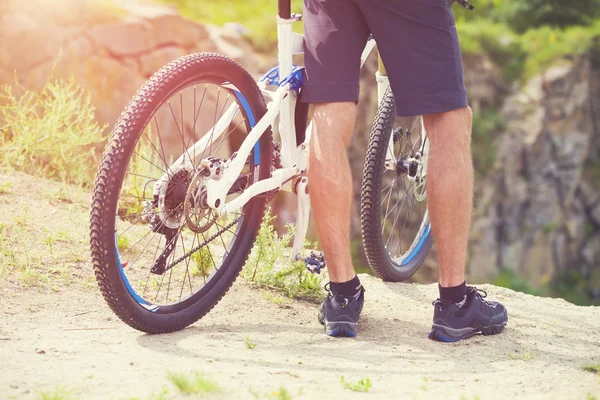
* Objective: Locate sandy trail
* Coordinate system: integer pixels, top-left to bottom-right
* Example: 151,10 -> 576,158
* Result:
2,274 -> 599,400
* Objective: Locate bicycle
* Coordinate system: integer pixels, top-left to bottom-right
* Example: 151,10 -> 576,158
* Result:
90,0 -> 431,333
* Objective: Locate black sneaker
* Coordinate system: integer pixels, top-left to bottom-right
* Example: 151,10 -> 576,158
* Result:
428,286 -> 508,342
318,284 -> 365,337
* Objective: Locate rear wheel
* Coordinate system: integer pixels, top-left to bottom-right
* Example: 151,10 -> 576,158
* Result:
90,53 -> 272,333
361,88 -> 432,282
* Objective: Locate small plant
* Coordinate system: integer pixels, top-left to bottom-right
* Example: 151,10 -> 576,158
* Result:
243,209 -> 325,303
508,351 -> 535,361
0,181 -> 12,194
147,388 -> 170,400
249,388 -> 260,399
268,388 -> 292,400
190,247 -> 212,277
37,386 -> 74,400
582,363 -> 600,374
340,376 -> 372,393
117,234 -> 131,252
0,75 -> 106,187
117,130 -> 161,221
264,291 -> 286,305
167,371 -> 220,395
245,336 -> 257,349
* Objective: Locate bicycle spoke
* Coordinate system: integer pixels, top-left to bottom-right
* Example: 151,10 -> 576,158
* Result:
111,79 -> 258,309
142,129 -> 172,176
134,151 -> 168,175
200,230 -> 219,274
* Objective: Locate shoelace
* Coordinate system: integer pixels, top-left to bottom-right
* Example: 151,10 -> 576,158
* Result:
324,283 -> 364,308
432,286 -> 491,310
468,286 -> 494,308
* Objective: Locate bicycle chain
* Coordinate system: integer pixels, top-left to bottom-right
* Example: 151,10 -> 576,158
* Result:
166,216 -> 241,270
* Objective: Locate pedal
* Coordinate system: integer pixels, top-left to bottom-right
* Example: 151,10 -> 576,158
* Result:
296,251 -> 326,274
457,0 -> 474,10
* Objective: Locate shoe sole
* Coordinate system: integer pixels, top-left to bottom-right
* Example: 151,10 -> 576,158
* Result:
324,320 -> 358,338
428,322 -> 507,342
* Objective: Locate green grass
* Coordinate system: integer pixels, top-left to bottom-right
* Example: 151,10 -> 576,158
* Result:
167,371 -> 221,395
245,336 -> 257,349
117,234 -> 131,252
472,109 -> 505,177
520,21 -> 600,77
0,182 -> 12,194
158,0 -> 303,52
243,209 -> 325,303
117,132 -> 159,220
37,386 -> 75,400
582,363 -> 600,374
458,18 -> 600,82
340,376 -> 372,393
0,172 -> 92,289
190,247 -> 212,277
420,376 -> 428,391
493,269 -> 541,297
494,268 -> 597,306
508,351 -> 535,361
457,21 -> 526,82
0,75 -> 106,188
268,388 -> 292,400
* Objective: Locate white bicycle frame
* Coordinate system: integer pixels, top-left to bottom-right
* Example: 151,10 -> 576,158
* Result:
155,14 -> 424,262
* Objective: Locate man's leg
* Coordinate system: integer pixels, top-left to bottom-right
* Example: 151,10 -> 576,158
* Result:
423,107 -> 473,289
424,107 -> 508,342
309,102 -> 365,338
309,102 -> 356,283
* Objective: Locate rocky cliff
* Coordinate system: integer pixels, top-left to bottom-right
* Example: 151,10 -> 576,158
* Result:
469,57 -> 600,300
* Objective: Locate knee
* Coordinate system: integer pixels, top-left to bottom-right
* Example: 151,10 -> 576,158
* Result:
311,102 -> 356,148
312,101 -> 356,116
459,106 -> 473,126
425,106 -> 472,129
424,106 -> 473,146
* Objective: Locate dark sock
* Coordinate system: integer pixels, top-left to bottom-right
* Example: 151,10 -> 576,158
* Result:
439,281 -> 467,304
330,275 -> 361,297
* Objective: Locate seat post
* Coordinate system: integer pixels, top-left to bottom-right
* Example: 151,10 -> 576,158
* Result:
278,0 -> 291,19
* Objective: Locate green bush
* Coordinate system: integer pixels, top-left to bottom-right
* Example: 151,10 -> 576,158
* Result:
520,22 -> 600,76
159,0 -> 302,52
0,76 -> 106,187
472,109 -> 505,177
458,19 -> 600,81
493,269 -> 541,296
457,21 -> 526,82
493,268 -> 597,306
243,209 -> 325,303
494,0 -> 600,33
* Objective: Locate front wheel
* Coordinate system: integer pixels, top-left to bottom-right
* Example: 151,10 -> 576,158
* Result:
361,88 -> 432,282
90,53 -> 272,333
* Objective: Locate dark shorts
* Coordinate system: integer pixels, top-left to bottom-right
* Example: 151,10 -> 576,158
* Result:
301,0 -> 468,117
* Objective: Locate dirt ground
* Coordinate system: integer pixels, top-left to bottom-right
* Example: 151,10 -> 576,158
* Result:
1,170 -> 600,399
1,276 -> 599,400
